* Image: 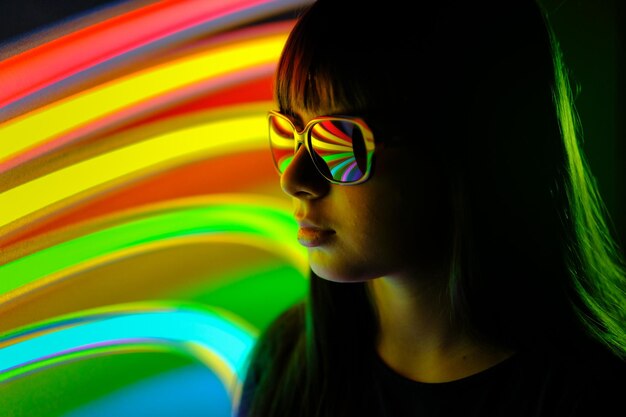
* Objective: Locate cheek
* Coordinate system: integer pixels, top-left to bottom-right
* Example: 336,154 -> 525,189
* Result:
342,184 -> 416,266
307,192 -> 405,282
309,152 -> 452,282
357,162 -> 451,267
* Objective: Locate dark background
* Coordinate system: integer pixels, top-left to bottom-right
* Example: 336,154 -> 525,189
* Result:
1,0 -> 624,250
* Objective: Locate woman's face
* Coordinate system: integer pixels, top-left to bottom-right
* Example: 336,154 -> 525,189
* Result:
280,107 -> 452,283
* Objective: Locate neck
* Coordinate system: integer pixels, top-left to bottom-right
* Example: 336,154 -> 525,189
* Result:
367,272 -> 515,383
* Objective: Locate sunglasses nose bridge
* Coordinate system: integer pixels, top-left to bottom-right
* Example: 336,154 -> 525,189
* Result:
292,128 -> 307,153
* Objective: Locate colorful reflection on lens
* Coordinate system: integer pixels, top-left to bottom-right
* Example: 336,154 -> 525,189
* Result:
268,114 -> 371,183
268,114 -> 295,173
310,120 -> 365,183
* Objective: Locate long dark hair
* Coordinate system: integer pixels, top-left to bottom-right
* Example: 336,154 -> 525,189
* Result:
236,1 -> 626,416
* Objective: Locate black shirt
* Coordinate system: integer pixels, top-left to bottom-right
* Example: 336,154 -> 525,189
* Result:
237,304 -> 626,416
372,345 -> 626,417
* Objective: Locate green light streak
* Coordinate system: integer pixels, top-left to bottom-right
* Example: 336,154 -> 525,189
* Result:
0,301 -> 256,386
0,199 -> 306,297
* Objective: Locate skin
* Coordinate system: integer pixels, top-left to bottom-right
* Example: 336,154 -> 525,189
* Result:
280,107 -> 516,383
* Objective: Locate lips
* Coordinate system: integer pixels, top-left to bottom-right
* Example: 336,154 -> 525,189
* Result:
297,226 -> 336,247
295,218 -> 335,247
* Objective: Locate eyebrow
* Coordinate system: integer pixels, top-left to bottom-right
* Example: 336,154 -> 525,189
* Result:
287,110 -> 354,125
290,113 -> 305,129
281,109 -> 364,132
278,108 -> 302,127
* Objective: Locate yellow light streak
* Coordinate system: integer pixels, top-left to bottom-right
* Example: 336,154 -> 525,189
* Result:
0,111 -> 269,233
0,33 -> 287,164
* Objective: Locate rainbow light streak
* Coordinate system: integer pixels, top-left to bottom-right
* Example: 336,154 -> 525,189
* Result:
0,302 -> 257,404
0,1 -> 314,414
341,161 -> 358,182
0,33 -> 287,169
0,109 -> 271,233
62,364 -> 230,417
0,0 -> 286,110
0,197 -> 307,302
3,64 -> 277,174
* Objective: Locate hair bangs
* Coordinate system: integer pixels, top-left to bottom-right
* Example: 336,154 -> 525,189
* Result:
274,5 -> 370,117
276,52 -> 370,117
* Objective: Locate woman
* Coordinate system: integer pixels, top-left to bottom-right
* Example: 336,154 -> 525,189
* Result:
235,0 -> 626,416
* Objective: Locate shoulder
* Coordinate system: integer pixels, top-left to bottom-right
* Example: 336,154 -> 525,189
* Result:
241,303 -> 305,380
245,300 -> 305,370
507,341 -> 626,416
255,301 -> 306,359
555,342 -> 626,415
567,341 -> 626,384
265,301 -> 306,339
579,346 -> 626,410
236,302 -> 306,416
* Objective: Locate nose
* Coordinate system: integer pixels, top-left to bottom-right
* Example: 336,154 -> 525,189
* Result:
280,142 -> 330,199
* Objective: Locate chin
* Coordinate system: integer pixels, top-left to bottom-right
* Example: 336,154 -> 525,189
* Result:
310,262 -> 376,283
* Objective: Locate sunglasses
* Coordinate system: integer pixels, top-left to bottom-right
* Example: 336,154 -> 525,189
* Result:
267,110 -> 377,185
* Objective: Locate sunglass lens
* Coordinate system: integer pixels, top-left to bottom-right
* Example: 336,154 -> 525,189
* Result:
268,114 -> 295,173
309,120 -> 368,183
